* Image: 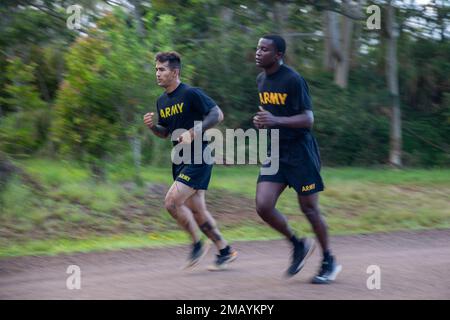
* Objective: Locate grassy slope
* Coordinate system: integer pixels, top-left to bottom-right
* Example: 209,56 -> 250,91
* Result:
0,159 -> 449,257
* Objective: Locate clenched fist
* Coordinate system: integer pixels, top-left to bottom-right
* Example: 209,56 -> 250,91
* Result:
253,106 -> 267,129
254,106 -> 277,128
143,112 -> 155,129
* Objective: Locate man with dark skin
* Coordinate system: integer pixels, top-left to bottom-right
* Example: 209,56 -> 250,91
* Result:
254,35 -> 341,283
144,52 -> 237,271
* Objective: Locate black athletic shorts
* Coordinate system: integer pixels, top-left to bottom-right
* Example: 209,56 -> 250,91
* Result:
257,135 -> 324,195
172,163 -> 213,190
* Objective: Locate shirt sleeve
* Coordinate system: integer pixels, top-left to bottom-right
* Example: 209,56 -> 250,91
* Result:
188,88 -> 217,116
290,76 -> 313,112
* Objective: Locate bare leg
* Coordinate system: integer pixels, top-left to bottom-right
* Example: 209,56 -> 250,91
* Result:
164,181 -> 200,243
298,193 -> 329,254
255,182 -> 295,240
186,190 -> 227,250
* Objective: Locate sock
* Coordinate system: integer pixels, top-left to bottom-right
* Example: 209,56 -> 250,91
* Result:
219,246 -> 230,256
193,240 -> 202,251
290,235 -> 303,248
323,250 -> 332,261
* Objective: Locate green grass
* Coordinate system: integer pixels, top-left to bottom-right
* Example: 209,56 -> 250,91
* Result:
0,225 -> 282,257
23,158 -> 90,186
1,159 -> 449,257
2,221 -> 447,258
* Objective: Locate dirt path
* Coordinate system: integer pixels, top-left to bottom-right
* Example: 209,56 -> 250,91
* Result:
1,229 -> 449,300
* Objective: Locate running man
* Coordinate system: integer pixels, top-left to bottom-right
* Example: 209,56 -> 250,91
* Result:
254,35 -> 341,283
144,51 -> 237,271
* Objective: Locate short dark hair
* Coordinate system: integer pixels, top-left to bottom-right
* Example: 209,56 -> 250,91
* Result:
155,51 -> 181,70
262,35 -> 286,56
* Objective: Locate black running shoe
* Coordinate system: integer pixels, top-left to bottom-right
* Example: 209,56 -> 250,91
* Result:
208,248 -> 238,271
311,255 -> 342,284
286,238 -> 315,277
183,241 -> 210,269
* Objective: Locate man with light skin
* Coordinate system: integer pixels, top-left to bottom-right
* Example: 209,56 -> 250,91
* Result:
144,52 -> 237,270
254,35 -> 342,283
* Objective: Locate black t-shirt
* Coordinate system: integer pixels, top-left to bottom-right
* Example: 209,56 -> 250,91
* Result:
157,82 -> 216,136
257,64 -> 317,164
156,83 -> 216,164
257,64 -> 312,139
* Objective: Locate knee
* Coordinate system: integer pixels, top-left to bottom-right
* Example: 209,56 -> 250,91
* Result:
192,208 -> 208,218
199,219 -> 217,232
301,204 -> 319,218
164,197 -> 178,213
256,200 -> 273,220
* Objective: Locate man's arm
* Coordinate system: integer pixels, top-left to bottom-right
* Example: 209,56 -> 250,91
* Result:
275,110 -> 314,129
151,125 -> 170,138
274,75 -> 314,129
178,106 -> 223,143
192,105 -> 224,136
190,88 -> 223,132
143,112 -> 169,139
198,105 -> 224,131
255,107 -> 314,130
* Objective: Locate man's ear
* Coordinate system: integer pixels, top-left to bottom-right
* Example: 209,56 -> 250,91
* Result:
275,52 -> 283,62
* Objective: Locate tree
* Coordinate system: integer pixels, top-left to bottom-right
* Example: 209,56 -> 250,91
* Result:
97,10 -> 164,183
384,2 -> 402,167
0,57 -> 49,155
52,34 -> 121,180
322,0 -> 364,88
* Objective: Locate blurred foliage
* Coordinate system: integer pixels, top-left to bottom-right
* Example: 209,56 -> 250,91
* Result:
0,0 -> 448,180
0,58 -> 49,155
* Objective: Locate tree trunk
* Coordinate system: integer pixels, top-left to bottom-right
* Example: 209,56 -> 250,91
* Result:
350,0 -> 364,69
130,0 -> 146,39
334,11 -> 353,88
129,0 -> 152,77
323,10 -> 341,71
127,128 -> 142,185
273,3 -> 293,63
57,49 -> 64,85
436,4 -> 446,43
218,6 -> 234,111
333,0 -> 355,88
0,152 -> 15,198
323,1 -> 355,89
128,134 -> 142,184
90,161 -> 106,182
322,0 -> 366,87
36,67 -> 51,102
385,2 -> 402,167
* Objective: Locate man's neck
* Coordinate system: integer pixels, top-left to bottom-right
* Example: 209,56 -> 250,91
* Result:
264,61 -> 282,76
165,80 -> 181,94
